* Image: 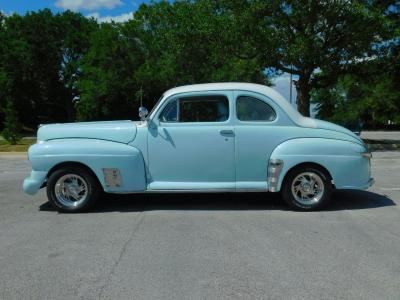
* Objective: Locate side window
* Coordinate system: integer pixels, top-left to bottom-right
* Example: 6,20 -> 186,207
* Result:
160,95 -> 229,123
236,96 -> 276,122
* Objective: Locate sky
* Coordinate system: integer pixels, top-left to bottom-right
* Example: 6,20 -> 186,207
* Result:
0,0 -> 298,107
272,73 -> 297,106
0,0 -> 144,22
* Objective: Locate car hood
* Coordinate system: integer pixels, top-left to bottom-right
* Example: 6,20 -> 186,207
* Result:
311,118 -> 364,145
37,120 -> 138,144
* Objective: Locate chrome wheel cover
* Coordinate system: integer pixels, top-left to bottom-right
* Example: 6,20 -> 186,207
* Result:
54,174 -> 88,208
291,172 -> 325,205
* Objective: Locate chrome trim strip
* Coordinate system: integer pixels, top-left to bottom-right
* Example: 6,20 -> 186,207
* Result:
268,159 -> 284,192
108,188 -> 269,194
362,152 -> 372,158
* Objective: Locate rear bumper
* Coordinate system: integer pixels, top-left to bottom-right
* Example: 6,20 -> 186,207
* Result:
340,177 -> 374,190
23,171 -> 47,195
364,177 -> 375,189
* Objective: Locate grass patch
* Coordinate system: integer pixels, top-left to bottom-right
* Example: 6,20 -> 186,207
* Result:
0,139 -> 36,152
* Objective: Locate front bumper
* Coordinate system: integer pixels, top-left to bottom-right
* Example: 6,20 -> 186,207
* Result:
23,171 -> 47,195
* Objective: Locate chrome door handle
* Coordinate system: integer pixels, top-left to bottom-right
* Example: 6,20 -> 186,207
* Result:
219,129 -> 234,135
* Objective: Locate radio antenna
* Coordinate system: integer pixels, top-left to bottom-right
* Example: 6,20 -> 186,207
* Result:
140,86 -> 143,107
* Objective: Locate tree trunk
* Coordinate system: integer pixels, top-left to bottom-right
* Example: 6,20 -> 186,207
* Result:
295,74 -> 311,117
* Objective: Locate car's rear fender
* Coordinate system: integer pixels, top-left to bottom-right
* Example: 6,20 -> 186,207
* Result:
26,138 -> 146,194
269,138 -> 371,192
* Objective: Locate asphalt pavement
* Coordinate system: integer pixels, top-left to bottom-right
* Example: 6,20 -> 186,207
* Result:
0,152 -> 399,300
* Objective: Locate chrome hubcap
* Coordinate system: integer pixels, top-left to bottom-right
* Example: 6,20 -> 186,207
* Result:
291,172 -> 324,205
54,174 -> 88,208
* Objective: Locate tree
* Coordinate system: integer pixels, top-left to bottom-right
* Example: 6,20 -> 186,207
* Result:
312,45 -> 400,128
2,10 -> 67,127
131,0 -> 271,110
77,22 -> 145,120
0,1 -> 398,127
0,13 -> 32,129
223,0 -> 393,116
56,11 -> 98,121
0,10 -> 97,129
312,3 -> 400,127
1,99 -> 22,144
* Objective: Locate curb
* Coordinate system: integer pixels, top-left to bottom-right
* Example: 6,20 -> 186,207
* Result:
364,139 -> 400,151
367,144 -> 400,151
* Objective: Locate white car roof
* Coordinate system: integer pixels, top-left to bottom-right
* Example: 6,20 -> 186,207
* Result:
164,82 -> 287,102
162,82 -> 316,128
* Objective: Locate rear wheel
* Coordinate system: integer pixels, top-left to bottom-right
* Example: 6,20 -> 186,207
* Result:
47,166 -> 100,213
281,165 -> 333,211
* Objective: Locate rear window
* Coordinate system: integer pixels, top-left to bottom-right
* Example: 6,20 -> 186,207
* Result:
236,96 -> 276,122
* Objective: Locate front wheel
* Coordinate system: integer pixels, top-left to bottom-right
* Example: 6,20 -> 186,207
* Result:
281,165 -> 333,211
46,166 -> 100,213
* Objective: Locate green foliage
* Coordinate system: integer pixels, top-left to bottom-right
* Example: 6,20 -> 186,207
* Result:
0,9 -> 98,129
77,22 -> 145,120
0,1 -> 398,129
56,11 -> 98,121
313,49 -> 400,127
312,76 -> 361,125
1,99 -> 22,145
131,0 -> 269,110
313,79 -> 399,128
222,0 -> 396,116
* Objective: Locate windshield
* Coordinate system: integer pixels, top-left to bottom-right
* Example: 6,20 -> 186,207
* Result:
147,94 -> 164,120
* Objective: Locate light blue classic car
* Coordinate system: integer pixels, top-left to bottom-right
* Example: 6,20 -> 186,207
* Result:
23,83 -> 373,212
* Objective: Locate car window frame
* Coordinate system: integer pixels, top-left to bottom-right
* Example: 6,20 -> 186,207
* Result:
159,98 -> 180,123
235,94 -> 277,123
157,92 -> 231,125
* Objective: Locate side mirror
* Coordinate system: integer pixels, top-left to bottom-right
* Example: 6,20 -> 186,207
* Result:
138,106 -> 148,121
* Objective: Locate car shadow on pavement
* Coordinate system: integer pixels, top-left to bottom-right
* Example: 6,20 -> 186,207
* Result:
327,190 -> 396,211
39,189 -> 395,213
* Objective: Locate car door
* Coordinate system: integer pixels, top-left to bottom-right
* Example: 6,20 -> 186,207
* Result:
147,91 -> 235,190
233,90 -> 292,190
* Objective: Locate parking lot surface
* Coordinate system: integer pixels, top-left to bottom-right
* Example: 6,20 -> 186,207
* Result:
0,152 -> 399,300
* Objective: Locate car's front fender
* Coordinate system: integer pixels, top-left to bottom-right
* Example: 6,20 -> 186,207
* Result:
24,139 -> 146,194
269,138 -> 371,192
